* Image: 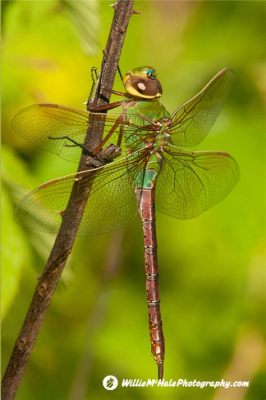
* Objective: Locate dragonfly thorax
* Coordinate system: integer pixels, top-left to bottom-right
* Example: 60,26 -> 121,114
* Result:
124,99 -> 173,156
149,118 -> 173,152
153,132 -> 172,153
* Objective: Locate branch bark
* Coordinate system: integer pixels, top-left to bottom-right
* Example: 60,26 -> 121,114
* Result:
2,1 -> 134,399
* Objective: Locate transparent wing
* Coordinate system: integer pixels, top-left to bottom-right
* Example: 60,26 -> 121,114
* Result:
11,103 -> 153,162
12,104 -> 88,161
16,150 -> 148,235
156,147 -> 239,219
169,69 -> 234,146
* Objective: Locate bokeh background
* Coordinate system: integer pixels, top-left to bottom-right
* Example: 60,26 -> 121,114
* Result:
2,1 -> 266,399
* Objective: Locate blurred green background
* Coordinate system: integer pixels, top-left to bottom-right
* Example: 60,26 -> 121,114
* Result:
2,1 -> 266,399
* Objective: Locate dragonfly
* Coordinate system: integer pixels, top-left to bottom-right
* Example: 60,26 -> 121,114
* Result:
12,66 -> 239,379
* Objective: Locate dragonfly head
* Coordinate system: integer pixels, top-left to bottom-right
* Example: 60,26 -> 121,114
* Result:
123,66 -> 163,100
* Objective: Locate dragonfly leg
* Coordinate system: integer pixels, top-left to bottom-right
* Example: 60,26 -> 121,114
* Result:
48,134 -> 121,165
87,64 -> 125,107
87,100 -> 124,113
87,63 -> 125,110
48,135 -> 94,157
97,144 -> 121,163
87,66 -> 99,105
117,64 -> 124,86
117,125 -> 124,148
92,66 -> 99,80
92,114 -> 125,154
100,86 -> 125,97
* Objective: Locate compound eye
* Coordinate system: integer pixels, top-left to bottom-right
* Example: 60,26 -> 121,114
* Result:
146,69 -> 155,79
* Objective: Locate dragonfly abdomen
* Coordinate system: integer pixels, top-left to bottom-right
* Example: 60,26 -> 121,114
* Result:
136,187 -> 165,379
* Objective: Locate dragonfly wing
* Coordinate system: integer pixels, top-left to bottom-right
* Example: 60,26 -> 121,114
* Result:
11,104 -> 130,162
12,104 -> 89,161
156,148 -> 239,219
169,69 -> 234,146
16,151 -> 146,235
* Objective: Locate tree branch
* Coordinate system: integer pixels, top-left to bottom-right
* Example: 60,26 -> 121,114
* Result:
2,1 -> 135,399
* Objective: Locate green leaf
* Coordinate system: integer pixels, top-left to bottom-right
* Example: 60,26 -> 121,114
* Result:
62,0 -> 99,54
2,145 -> 36,191
2,146 -> 56,261
1,186 -> 32,320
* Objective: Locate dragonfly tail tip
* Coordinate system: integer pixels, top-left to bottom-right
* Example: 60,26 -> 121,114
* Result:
158,362 -> 164,380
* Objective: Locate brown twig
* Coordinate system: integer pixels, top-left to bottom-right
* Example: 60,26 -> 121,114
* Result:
1,1 -> 135,399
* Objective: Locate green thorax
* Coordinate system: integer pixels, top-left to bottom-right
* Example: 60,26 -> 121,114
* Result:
125,98 -> 170,121
123,99 -> 170,190
122,98 -> 170,148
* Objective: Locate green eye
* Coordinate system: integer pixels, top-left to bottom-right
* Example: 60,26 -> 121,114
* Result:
146,69 -> 155,79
